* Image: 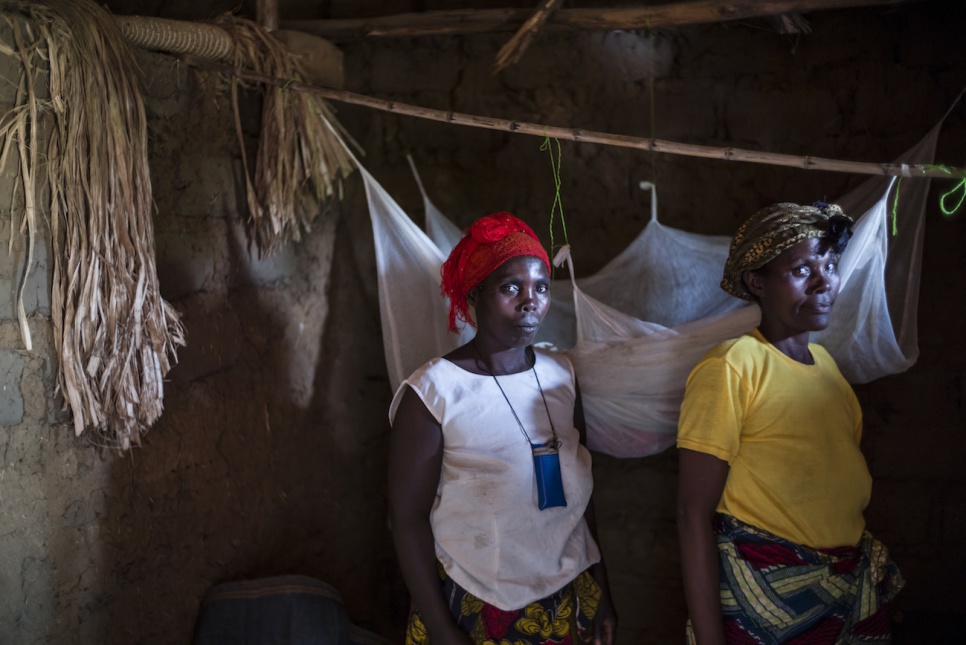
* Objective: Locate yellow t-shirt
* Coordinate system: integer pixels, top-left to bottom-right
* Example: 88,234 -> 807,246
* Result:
677,328 -> 871,549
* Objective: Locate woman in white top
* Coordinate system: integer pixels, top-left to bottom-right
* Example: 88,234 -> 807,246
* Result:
388,212 -> 617,645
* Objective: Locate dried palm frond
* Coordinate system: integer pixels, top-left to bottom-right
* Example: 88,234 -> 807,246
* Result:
214,14 -> 358,256
0,0 -> 185,450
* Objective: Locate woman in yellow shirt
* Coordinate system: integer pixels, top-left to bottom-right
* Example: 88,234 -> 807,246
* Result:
676,203 -> 903,644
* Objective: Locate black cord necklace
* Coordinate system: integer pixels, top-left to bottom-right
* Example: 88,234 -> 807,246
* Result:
471,340 -> 568,509
471,341 -> 561,451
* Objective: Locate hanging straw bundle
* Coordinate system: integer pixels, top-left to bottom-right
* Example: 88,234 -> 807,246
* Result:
0,0 -> 185,450
214,14 -> 358,255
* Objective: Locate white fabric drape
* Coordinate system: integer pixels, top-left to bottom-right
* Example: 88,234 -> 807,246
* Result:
366,121 -> 943,458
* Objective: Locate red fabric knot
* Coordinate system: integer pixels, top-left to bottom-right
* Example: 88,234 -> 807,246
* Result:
470,212 -> 514,243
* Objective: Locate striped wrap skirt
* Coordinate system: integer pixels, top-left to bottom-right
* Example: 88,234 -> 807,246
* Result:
687,513 -> 904,644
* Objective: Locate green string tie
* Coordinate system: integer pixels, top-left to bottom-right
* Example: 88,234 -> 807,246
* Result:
540,136 -> 568,258
890,177 -> 902,236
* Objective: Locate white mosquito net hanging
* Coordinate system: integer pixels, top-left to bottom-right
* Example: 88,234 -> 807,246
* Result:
365,118 -> 944,459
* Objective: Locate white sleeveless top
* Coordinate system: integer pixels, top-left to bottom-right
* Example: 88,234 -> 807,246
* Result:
389,347 -> 600,610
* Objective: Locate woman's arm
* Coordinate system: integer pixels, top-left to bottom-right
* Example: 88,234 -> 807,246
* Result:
574,380 -> 618,645
677,448 -> 730,645
388,387 -> 473,644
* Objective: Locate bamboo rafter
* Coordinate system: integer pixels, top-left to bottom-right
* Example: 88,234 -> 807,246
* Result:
493,0 -> 564,74
180,55 -> 963,180
256,0 -> 279,32
282,0 -> 911,41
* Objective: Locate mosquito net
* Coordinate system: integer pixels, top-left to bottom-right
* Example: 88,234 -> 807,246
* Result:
366,120 -> 943,458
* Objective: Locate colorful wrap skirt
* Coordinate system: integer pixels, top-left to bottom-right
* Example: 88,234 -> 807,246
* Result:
687,514 -> 905,644
405,567 -> 601,645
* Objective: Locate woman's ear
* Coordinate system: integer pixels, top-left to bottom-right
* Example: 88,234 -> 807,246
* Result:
743,269 -> 766,300
466,284 -> 479,307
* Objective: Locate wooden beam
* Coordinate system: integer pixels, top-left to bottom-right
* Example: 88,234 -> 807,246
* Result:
493,0 -> 564,74
281,0 -> 912,42
180,54 -> 962,180
257,0 -> 279,32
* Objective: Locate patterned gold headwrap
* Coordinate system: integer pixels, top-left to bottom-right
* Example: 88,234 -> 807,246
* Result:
721,202 -> 854,301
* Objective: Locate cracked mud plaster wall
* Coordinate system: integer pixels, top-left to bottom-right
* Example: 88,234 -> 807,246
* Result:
0,1 -> 964,644
0,38 -> 394,645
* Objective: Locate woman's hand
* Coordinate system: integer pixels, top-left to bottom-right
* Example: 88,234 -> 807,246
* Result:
389,388 -> 463,645
677,448 -> 730,645
593,592 -> 618,645
431,622 -> 475,645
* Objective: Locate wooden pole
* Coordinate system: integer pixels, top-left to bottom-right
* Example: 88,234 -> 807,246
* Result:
493,0 -> 564,74
281,0 -> 910,41
181,55 -> 962,180
257,0 -> 279,32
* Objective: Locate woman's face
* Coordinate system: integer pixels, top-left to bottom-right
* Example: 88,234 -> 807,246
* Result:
469,255 -> 551,349
744,236 -> 842,338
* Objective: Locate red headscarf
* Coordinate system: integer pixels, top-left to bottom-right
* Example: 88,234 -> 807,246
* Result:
440,212 -> 551,333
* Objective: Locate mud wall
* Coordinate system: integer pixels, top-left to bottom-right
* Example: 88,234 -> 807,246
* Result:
0,1 -> 963,643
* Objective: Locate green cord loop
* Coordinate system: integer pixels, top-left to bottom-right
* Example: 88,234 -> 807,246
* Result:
923,164 -> 966,217
891,165 -> 964,235
941,178 -> 966,216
